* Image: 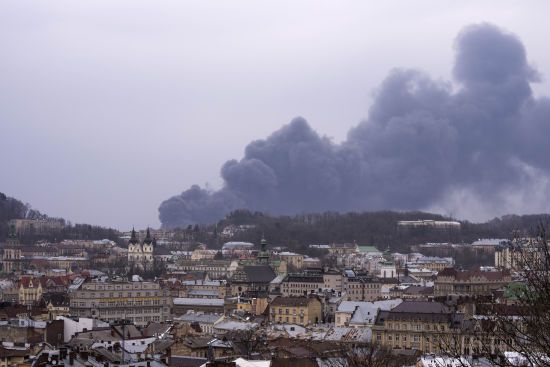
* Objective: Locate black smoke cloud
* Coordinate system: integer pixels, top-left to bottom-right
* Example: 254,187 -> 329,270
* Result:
159,23 -> 550,228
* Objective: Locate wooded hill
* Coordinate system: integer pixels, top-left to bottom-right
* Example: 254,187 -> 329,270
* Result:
214,209 -> 550,254
0,192 -> 120,244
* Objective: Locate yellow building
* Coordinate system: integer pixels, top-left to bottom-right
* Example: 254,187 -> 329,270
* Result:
270,296 -> 322,326
237,297 -> 268,316
18,277 -> 43,306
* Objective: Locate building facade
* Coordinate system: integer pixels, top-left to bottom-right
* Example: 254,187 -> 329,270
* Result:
434,268 -> 511,297
280,273 -> 324,297
372,301 -> 464,353
69,280 -> 171,326
1,224 -> 22,273
269,296 -> 322,326
342,274 -> 382,301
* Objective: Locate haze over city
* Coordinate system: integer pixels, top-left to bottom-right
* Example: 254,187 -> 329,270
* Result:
2,3 -> 550,366
2,1 -> 550,229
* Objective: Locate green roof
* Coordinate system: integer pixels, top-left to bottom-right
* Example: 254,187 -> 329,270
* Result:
503,282 -> 529,300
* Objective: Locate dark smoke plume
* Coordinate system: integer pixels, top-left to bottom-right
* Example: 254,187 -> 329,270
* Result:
159,23 -> 550,228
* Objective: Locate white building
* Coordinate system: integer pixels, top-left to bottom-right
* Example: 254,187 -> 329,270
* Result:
127,228 -> 154,270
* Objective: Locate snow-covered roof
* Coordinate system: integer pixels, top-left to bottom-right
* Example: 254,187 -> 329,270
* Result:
214,320 -> 258,331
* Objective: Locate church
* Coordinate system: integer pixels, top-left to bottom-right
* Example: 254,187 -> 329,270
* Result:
127,227 -> 154,270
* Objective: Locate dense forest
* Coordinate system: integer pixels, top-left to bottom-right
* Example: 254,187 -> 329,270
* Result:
0,192 -> 120,244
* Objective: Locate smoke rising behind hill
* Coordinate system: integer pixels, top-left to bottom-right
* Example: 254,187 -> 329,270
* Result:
159,23 -> 550,228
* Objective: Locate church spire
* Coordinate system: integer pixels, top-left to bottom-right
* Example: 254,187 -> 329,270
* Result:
129,227 -> 138,244
144,227 -> 152,244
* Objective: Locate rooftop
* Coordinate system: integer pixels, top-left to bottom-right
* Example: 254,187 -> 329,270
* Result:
173,298 -> 224,306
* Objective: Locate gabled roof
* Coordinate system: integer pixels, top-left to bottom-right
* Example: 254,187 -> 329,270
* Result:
42,292 -> 69,307
143,322 -> 172,337
112,324 -> 143,339
19,276 -> 70,289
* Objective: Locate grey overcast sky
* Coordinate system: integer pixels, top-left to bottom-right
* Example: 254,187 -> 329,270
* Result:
1,1 -> 550,230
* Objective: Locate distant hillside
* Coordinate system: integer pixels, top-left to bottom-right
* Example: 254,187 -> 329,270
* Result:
0,192 -> 40,241
214,209 -> 550,253
0,192 -> 120,244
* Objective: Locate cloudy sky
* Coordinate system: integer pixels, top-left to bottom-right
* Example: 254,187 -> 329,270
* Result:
1,1 -> 550,230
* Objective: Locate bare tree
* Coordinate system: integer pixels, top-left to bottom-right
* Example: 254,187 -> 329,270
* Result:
441,225 -> 550,367
321,341 -> 416,367
230,327 -> 266,358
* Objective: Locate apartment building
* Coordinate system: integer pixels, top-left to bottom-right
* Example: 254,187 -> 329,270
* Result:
69,280 -> 171,326
177,260 -> 238,279
178,279 -> 227,299
495,239 -> 545,271
343,273 -> 382,301
406,256 -> 454,272
434,268 -> 511,297
280,273 -> 324,297
323,270 -> 343,292
270,296 -> 322,326
372,301 -> 464,353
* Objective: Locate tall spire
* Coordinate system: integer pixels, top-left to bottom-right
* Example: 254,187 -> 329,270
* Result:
144,227 -> 152,244
129,227 -> 138,244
